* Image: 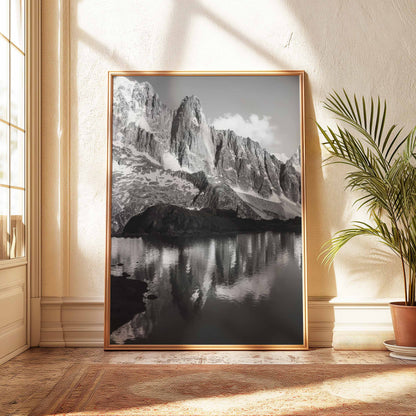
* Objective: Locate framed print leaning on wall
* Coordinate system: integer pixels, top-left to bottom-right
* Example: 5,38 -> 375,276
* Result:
105,71 -> 307,350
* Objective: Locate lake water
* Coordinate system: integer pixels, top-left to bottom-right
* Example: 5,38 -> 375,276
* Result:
110,231 -> 303,345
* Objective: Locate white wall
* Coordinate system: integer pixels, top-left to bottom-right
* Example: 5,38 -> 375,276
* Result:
40,0 -> 416,348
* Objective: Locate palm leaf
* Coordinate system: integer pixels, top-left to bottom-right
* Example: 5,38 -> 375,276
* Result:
318,91 -> 416,305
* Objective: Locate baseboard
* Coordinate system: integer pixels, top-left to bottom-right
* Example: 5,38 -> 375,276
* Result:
308,297 -> 334,347
30,297 -> 41,347
330,298 -> 396,350
40,296 -> 396,349
40,297 -> 104,347
0,344 -> 29,365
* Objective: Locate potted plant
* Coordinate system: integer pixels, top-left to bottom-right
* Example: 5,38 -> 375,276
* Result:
318,91 -> 416,347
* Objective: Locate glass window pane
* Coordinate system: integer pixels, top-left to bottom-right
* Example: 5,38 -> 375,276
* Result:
0,35 -> 9,121
0,186 -> 9,260
10,188 -> 24,258
0,123 -> 8,185
10,127 -> 24,188
0,0 -> 9,39
10,45 -> 24,129
10,0 -> 24,51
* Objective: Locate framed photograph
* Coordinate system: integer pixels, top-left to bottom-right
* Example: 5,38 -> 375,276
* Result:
105,71 -> 307,350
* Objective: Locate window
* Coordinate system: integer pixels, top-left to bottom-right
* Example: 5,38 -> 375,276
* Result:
0,0 -> 25,260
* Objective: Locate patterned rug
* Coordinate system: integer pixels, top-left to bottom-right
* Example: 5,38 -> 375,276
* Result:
31,364 -> 416,416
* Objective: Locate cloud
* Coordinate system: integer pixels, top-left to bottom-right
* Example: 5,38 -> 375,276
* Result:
211,113 -> 279,152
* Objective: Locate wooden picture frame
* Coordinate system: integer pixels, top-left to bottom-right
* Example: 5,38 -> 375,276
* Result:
105,71 -> 307,350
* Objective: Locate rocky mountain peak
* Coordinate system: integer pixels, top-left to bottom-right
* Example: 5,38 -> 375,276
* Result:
182,94 -> 201,105
113,78 -> 174,150
176,95 -> 203,126
139,80 -> 155,94
170,94 -> 214,173
111,77 -> 302,233
287,146 -> 301,173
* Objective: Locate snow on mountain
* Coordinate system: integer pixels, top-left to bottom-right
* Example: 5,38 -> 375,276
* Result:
111,76 -> 302,234
273,152 -> 289,163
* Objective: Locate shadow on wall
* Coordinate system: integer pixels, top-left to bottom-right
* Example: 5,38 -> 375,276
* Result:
283,0 -> 416,299
160,0 -> 289,68
67,0 -> 416,300
157,0 -> 337,296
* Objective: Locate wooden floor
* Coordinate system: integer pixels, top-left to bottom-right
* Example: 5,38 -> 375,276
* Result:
0,348 -> 413,415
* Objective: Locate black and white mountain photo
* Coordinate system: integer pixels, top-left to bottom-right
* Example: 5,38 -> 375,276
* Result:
109,75 -> 304,345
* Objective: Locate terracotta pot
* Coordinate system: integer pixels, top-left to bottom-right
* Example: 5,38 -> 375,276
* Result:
390,302 -> 416,347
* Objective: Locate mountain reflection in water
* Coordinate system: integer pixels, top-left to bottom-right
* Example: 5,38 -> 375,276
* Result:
110,231 -> 303,345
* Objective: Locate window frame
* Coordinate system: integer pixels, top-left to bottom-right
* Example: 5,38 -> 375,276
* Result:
0,0 -> 27,265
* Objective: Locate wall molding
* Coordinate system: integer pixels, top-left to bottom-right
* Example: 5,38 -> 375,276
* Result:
28,0 -> 42,348
40,296 -> 396,349
40,296 -> 104,347
308,296 -> 334,348
330,298 -> 397,350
